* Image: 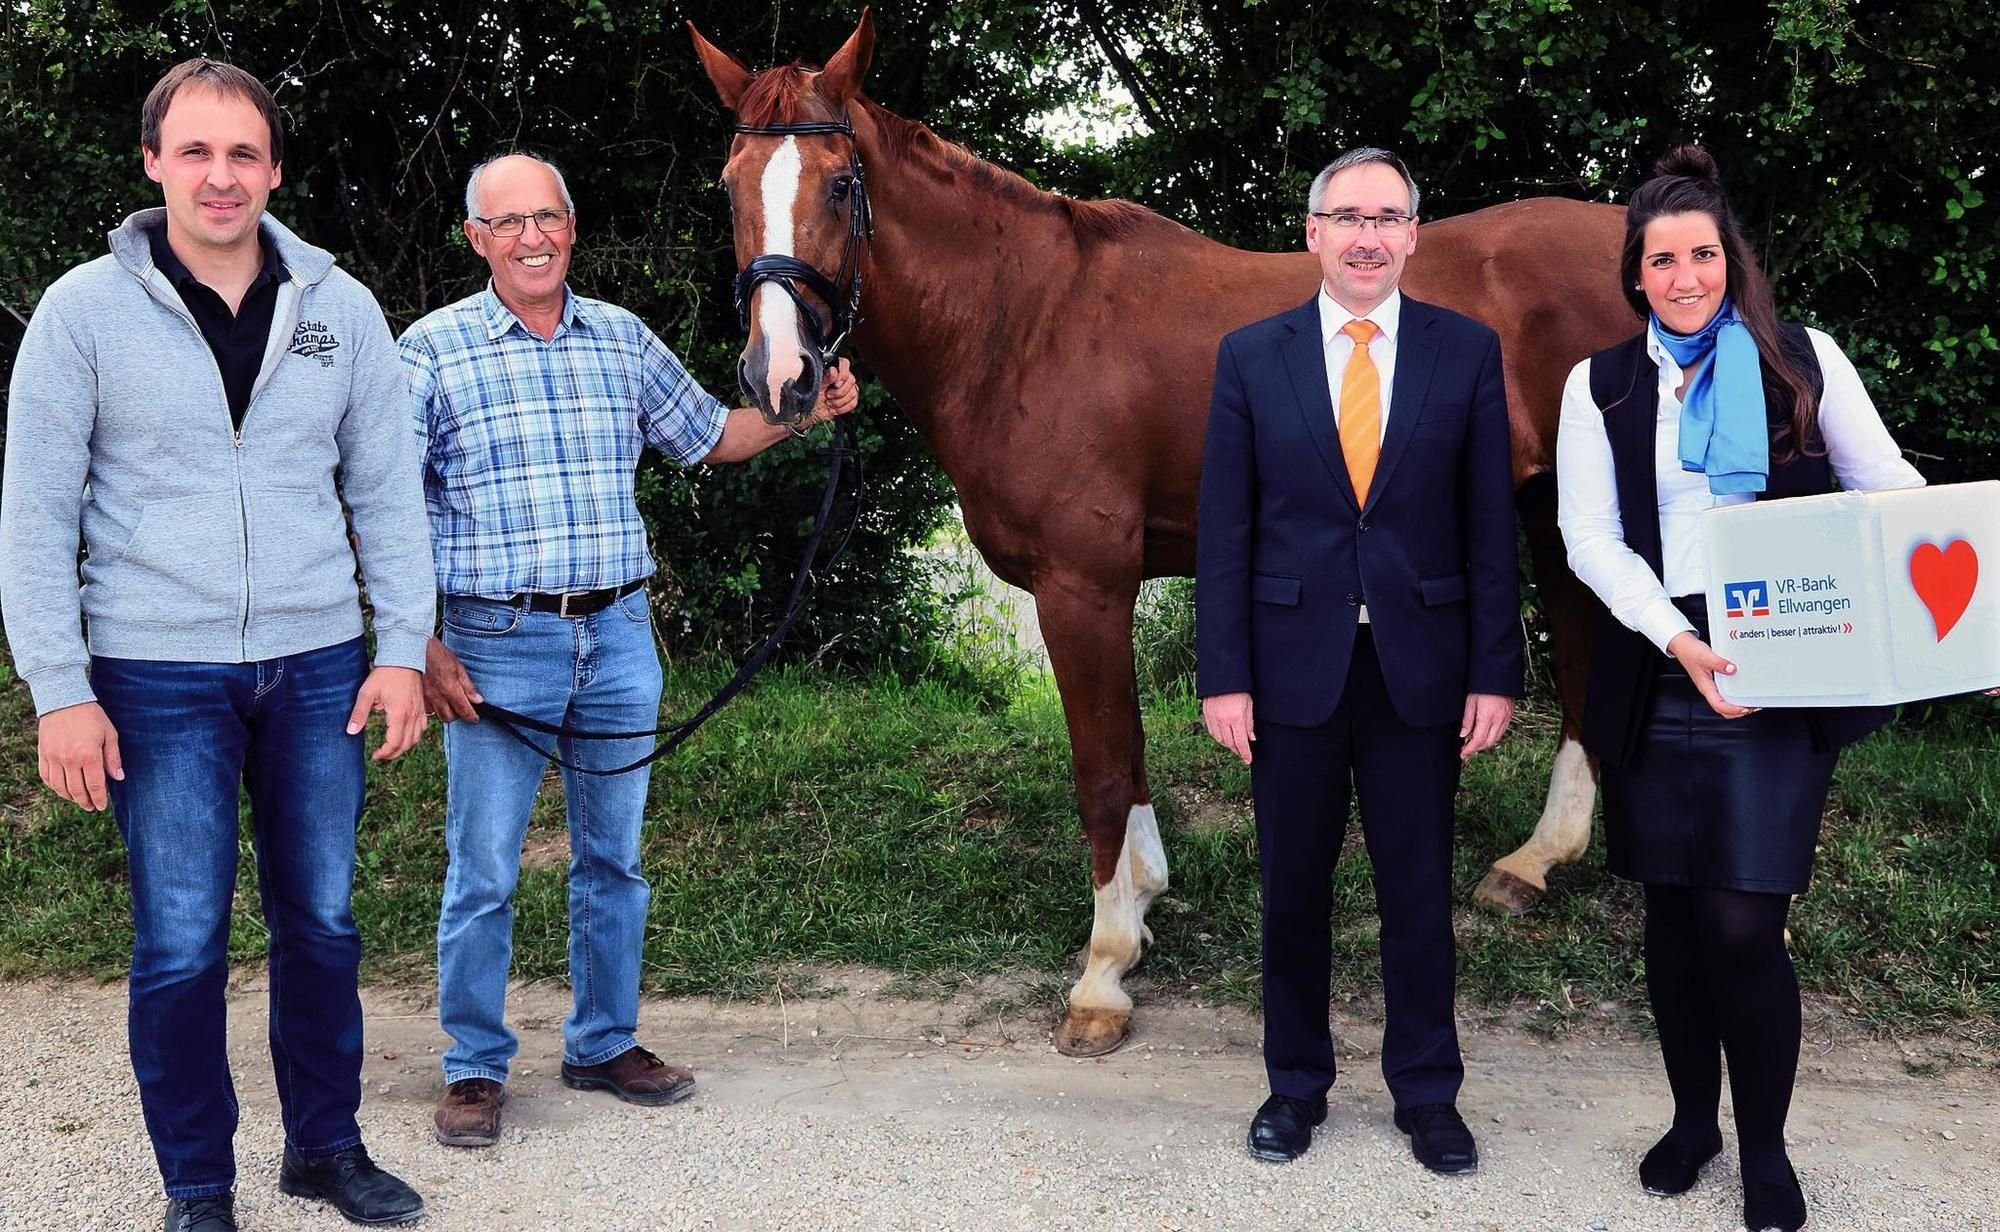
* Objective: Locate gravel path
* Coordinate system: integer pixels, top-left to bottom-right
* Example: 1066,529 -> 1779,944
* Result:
2,972 -> 1992,1230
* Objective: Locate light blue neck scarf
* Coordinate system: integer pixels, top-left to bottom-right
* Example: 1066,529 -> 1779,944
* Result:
1651,297 -> 1769,495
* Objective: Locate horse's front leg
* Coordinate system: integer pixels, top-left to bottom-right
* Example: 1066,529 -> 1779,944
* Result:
1033,572 -> 1168,1057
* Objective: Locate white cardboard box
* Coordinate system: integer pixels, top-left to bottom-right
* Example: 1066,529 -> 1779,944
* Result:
1701,480 -> 2000,707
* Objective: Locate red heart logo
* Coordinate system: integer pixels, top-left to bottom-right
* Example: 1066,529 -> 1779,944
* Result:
1908,539 -> 1979,641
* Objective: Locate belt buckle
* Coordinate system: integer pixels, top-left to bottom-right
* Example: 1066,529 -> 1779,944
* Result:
558,591 -> 579,619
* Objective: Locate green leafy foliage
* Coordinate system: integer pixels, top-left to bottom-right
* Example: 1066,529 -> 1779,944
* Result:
2,0 -> 1994,673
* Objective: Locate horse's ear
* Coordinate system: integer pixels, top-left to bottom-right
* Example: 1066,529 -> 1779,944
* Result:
689,21 -> 754,112
817,7 -> 875,105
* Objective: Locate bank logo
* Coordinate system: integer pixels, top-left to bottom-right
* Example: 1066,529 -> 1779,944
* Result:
1725,580 -> 1770,619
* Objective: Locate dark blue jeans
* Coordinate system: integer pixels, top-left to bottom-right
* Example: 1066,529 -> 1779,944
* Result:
94,638 -> 369,1199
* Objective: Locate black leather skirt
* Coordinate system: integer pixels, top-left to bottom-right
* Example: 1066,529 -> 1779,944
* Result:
1600,599 -> 1839,894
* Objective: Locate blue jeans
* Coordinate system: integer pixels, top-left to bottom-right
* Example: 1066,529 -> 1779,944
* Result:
93,638 -> 369,1200
436,590 -> 662,1083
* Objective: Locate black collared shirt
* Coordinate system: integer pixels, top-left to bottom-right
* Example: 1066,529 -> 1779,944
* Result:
147,221 -> 289,430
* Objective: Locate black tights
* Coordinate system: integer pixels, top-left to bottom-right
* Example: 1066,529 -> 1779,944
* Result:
1643,884 -> 1799,1180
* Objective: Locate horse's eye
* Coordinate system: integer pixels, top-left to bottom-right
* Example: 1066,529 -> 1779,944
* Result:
829,176 -> 854,206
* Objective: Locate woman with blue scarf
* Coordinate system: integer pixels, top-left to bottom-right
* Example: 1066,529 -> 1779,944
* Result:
1555,146 -> 1924,1231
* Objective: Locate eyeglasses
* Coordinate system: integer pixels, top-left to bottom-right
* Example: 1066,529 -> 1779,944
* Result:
1309,211 -> 1413,232
472,208 -> 574,237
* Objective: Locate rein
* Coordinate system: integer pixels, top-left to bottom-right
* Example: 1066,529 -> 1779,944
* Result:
473,415 -> 861,776
467,114 -> 874,776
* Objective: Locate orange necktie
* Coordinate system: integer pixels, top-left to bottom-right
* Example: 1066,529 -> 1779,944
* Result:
1338,319 -> 1382,503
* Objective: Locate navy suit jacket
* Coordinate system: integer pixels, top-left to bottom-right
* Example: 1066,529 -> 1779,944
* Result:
1195,294 -> 1524,728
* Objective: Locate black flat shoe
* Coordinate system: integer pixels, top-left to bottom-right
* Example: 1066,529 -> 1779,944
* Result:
1246,1093 -> 1328,1162
1743,1160 -> 1807,1232
1393,1102 -> 1479,1176
164,1194 -> 236,1232
278,1145 -> 424,1226
1640,1125 -> 1723,1196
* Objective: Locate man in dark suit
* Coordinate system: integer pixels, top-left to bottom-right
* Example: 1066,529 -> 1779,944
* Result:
1196,147 -> 1523,1174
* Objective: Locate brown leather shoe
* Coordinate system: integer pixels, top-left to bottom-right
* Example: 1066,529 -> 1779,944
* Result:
560,1045 -> 695,1106
433,1077 -> 505,1147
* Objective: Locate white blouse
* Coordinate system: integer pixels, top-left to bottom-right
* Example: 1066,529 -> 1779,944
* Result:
1556,325 -> 1925,653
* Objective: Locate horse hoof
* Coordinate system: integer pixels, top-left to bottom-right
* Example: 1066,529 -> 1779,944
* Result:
1053,1007 -> 1130,1057
1473,867 -> 1545,915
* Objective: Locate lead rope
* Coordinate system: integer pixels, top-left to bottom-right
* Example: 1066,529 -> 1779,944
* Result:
472,414 -> 862,776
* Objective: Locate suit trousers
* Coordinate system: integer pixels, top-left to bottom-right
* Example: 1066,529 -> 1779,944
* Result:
1251,628 -> 1465,1108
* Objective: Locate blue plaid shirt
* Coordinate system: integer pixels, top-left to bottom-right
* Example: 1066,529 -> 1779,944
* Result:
400,285 -> 729,598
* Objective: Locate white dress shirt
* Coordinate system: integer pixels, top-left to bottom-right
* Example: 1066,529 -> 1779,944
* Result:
1317,287 -> 1402,622
1556,323 -> 1925,653
1317,287 -> 1401,442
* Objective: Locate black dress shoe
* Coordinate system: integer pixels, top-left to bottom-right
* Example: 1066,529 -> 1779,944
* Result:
1393,1102 -> 1479,1175
278,1145 -> 424,1226
164,1194 -> 236,1232
1743,1160 -> 1807,1232
1639,1125 -> 1723,1196
1246,1093 -> 1328,1162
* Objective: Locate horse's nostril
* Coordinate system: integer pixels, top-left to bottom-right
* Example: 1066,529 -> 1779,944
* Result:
779,377 -> 821,418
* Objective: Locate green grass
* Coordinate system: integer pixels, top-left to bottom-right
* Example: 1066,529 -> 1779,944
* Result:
1,653 -> 1995,1045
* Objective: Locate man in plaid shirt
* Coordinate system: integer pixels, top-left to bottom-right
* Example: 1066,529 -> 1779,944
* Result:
400,153 -> 857,1148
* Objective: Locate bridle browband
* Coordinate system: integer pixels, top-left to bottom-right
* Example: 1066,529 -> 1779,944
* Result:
730,117 -> 874,381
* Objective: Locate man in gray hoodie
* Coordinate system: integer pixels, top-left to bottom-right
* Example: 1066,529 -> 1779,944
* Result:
0,59 -> 430,1231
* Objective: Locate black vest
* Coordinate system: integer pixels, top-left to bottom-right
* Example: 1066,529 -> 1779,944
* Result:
1578,324 -> 1890,766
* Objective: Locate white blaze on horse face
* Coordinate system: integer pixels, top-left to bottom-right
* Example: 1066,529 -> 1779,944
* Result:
755,136 -> 809,412
1069,803 -> 1170,1019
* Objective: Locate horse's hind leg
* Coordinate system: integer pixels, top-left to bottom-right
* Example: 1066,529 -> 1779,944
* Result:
1033,573 -> 1167,1057
1474,472 -> 1600,914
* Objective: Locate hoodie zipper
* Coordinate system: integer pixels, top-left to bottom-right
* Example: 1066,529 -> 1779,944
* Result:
138,266 -> 256,656
235,279 -> 306,645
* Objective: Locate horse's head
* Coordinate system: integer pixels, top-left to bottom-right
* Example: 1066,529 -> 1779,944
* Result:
691,11 -> 876,428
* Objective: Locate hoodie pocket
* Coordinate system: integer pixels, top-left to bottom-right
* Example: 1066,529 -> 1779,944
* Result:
82,492 -> 244,620
244,485 -> 356,618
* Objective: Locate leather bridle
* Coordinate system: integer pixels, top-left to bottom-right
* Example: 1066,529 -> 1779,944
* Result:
730,117 -> 873,370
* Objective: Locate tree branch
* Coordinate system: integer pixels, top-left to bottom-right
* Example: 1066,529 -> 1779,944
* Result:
1075,6 -> 1170,135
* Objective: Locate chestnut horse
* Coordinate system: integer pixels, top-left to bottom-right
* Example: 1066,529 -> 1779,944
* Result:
693,11 -> 1633,1055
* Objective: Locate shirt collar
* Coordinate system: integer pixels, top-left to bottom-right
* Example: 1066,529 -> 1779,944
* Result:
1643,320 -> 1679,370
480,282 -> 592,341
145,216 -> 287,294
1318,286 -> 1402,348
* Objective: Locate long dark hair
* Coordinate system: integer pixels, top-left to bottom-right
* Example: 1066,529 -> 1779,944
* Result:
1619,145 -> 1820,461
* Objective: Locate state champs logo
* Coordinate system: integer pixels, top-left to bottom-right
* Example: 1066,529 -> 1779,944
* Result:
289,319 -> 341,368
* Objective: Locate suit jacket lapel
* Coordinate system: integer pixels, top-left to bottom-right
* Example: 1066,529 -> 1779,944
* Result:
1366,297 -> 1440,513
1277,297 -> 1362,511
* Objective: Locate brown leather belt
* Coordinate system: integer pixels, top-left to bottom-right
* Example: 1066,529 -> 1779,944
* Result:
513,578 -> 645,618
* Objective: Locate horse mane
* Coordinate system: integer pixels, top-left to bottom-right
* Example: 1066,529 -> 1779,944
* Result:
734,64 -> 1172,246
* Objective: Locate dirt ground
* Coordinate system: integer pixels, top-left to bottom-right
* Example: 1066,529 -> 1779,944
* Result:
2,970 -> 1993,1230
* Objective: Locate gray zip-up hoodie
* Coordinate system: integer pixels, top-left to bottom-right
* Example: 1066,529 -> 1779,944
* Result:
0,209 -> 434,715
